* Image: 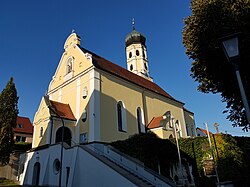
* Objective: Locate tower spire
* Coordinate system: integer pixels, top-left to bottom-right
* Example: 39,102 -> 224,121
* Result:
132,18 -> 135,30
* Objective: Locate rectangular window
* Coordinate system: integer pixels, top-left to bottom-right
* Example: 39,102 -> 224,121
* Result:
21,136 -> 26,142
16,136 -> 21,142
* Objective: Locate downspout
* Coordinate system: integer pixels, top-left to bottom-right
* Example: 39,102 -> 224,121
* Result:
49,117 -> 53,145
142,90 -> 148,129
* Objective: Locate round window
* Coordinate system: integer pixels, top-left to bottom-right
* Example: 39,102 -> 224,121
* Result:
53,159 -> 61,175
136,50 -> 139,56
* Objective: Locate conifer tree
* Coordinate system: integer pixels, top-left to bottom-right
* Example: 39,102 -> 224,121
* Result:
0,77 -> 18,165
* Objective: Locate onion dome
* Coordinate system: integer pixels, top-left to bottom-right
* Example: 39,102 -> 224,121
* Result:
125,19 -> 146,47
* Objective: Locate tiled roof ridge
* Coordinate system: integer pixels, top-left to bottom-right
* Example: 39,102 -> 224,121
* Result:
78,45 -> 184,105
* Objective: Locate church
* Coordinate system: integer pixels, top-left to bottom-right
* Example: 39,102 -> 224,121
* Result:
32,26 -> 196,148
19,25 -> 196,186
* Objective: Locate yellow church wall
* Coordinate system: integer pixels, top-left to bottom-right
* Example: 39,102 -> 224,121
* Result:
150,128 -> 174,139
99,71 -> 144,142
144,91 -> 187,138
78,75 -> 91,136
99,69 -> 189,141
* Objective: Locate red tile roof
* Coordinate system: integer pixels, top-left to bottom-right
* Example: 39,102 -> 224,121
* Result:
14,116 -> 33,134
147,116 -> 164,129
196,127 -> 213,135
79,46 -> 184,105
50,100 -> 76,121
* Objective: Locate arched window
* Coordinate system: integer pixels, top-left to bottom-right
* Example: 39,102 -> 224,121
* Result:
129,52 -> 132,58
130,64 -> 133,71
40,127 -> 43,137
137,107 -> 145,133
136,50 -> 140,56
32,162 -> 40,186
117,101 -> 127,132
66,57 -> 74,74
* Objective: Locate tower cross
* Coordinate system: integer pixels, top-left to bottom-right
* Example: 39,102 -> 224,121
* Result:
132,18 -> 135,30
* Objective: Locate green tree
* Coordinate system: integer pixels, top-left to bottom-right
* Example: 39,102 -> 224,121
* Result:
0,77 -> 18,165
183,0 -> 250,131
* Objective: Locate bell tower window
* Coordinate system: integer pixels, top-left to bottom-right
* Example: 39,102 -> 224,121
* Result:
130,64 -> 133,71
144,63 -> 148,70
129,52 -> 132,58
136,50 -> 140,56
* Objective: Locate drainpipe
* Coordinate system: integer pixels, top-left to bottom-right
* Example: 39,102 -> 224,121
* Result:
142,90 -> 148,129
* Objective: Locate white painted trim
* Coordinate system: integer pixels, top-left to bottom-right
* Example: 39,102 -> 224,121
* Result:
48,66 -> 94,96
75,78 -> 81,143
89,69 -> 101,141
58,88 -> 62,102
137,107 -> 145,133
32,126 -> 36,148
116,101 -> 127,132
76,78 -> 81,119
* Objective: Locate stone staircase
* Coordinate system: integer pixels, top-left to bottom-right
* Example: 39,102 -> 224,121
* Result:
80,143 -> 175,187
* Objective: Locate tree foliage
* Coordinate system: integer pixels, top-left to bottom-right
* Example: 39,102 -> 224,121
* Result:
183,0 -> 250,131
0,77 -> 18,165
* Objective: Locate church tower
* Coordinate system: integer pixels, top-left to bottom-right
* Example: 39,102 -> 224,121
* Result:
125,19 -> 153,81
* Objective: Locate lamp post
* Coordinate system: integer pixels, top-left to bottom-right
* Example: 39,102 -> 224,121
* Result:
222,34 -> 250,125
165,111 -> 184,186
48,105 -> 65,187
170,117 -> 184,186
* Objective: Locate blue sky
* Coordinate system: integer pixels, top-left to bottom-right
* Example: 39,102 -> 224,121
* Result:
0,0 -> 248,136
